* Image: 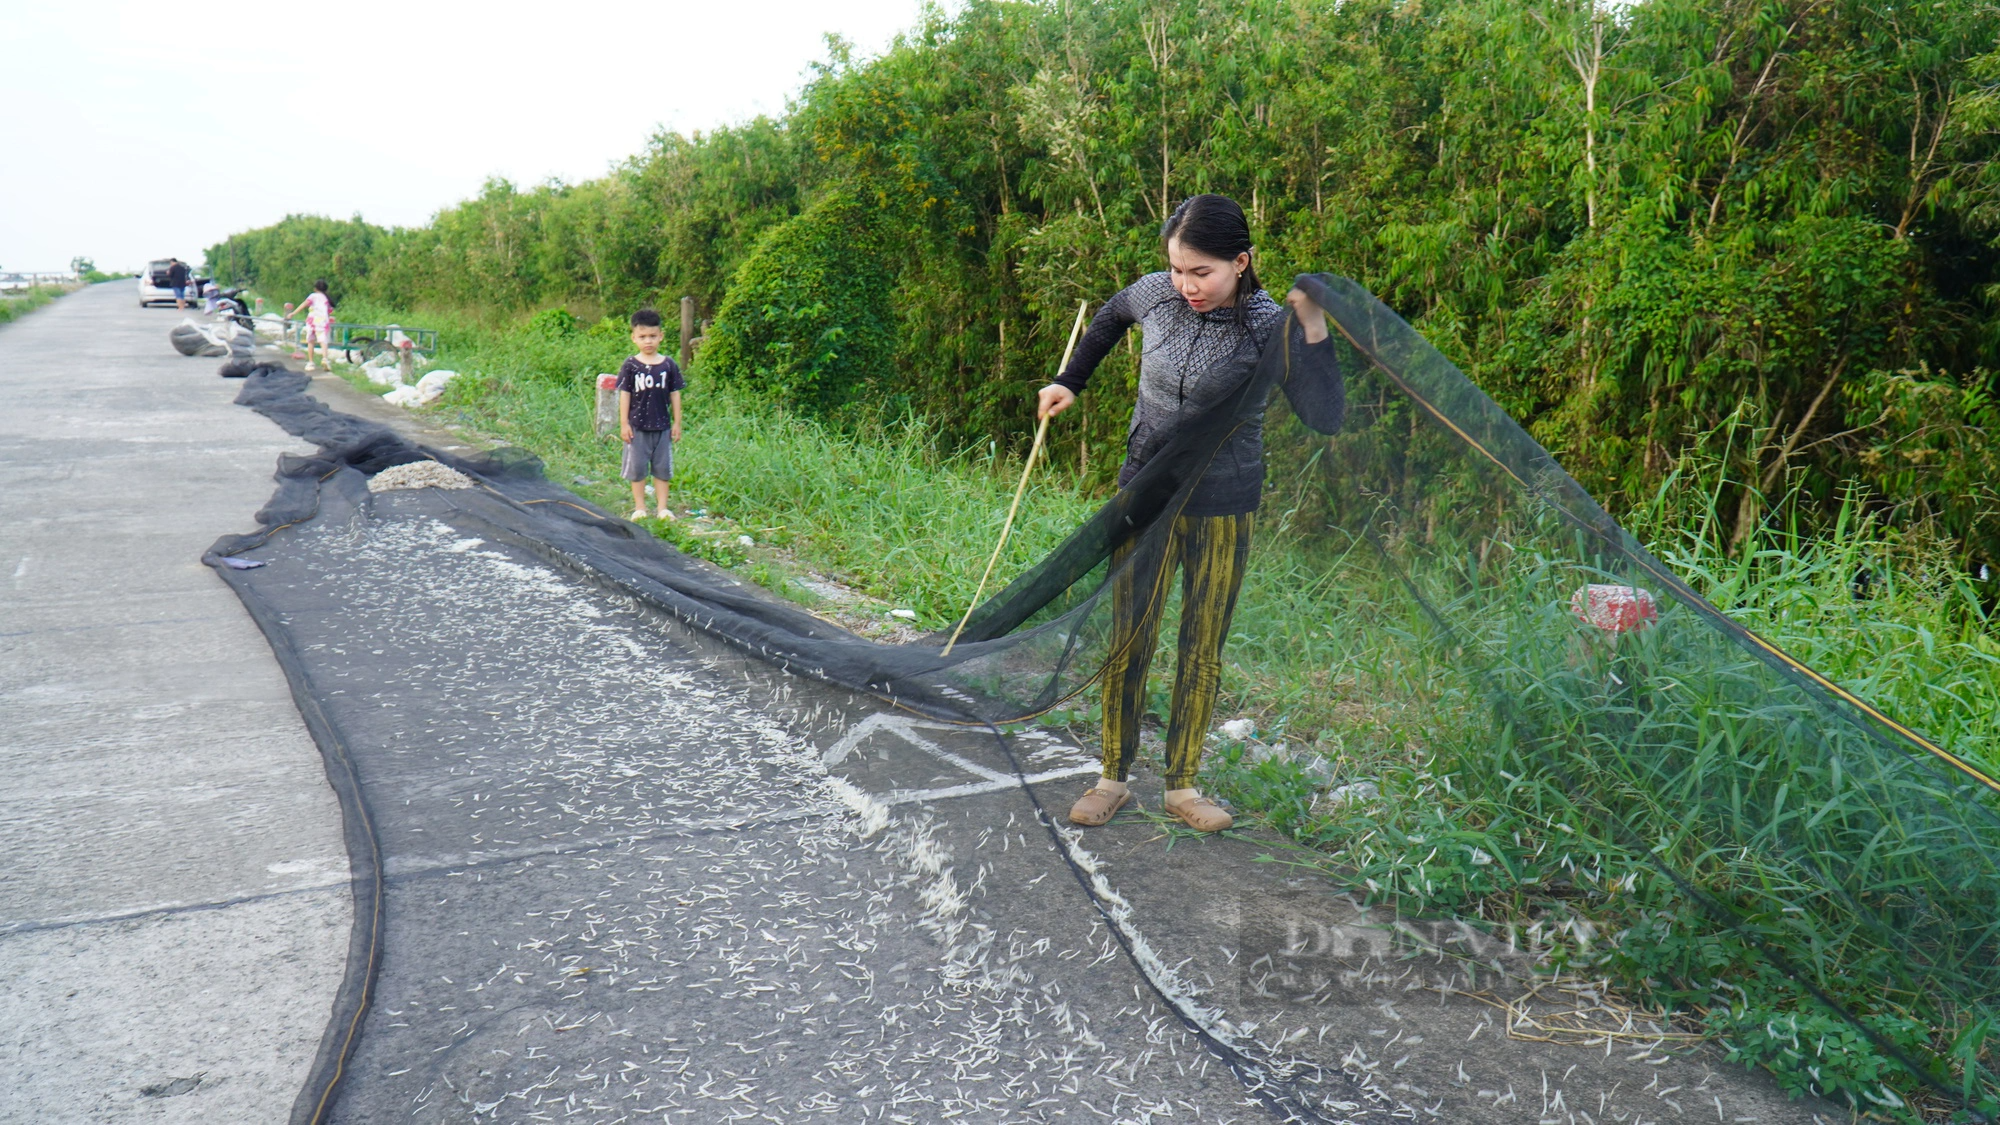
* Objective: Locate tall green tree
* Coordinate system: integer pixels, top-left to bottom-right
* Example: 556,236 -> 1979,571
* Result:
208,0 -> 2000,561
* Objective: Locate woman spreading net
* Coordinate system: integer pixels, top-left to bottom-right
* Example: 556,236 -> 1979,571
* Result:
1036,193 -> 1346,833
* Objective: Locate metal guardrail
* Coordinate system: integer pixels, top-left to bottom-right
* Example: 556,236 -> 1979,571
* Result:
0,272 -> 78,291
280,320 -> 439,358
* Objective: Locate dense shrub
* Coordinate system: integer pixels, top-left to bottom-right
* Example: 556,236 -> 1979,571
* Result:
206,0 -> 2000,569
210,214 -> 383,305
699,192 -> 898,414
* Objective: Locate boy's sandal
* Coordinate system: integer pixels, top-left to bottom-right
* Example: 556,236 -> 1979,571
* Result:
656,507 -> 676,520
1164,793 -> 1234,833
1068,786 -> 1132,827
629,507 -> 649,520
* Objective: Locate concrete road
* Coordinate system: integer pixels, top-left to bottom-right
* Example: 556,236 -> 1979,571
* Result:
0,284 -> 350,1121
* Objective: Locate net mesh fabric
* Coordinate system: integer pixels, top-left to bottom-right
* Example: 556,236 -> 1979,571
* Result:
929,279 -> 2000,1112
1282,278 -> 2000,1111
214,276 -> 2000,1114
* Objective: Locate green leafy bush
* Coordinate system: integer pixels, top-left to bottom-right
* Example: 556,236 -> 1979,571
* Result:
1712,1001 -> 1944,1113
209,213 -> 383,301
699,191 -> 897,415
0,286 -> 65,325
203,0 -> 2000,569
526,307 -> 582,340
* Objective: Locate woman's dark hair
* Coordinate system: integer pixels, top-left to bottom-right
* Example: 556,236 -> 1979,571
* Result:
312,278 -> 329,294
1161,194 -> 1260,324
631,307 -> 664,329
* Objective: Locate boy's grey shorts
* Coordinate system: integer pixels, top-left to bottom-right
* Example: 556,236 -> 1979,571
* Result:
621,429 -> 673,481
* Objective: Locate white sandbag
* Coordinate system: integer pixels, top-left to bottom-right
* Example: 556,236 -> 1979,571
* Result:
411,369 -> 457,405
380,370 -> 457,409
215,319 -> 256,359
361,349 -> 404,386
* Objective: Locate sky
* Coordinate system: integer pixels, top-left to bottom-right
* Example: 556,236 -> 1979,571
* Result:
0,0 -> 931,274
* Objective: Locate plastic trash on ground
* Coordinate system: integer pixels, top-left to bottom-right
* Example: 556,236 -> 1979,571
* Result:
361,349 -> 404,386
383,369 -> 457,408
1569,583 -> 1659,634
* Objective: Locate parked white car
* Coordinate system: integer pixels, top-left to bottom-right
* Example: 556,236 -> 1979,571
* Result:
138,260 -> 207,308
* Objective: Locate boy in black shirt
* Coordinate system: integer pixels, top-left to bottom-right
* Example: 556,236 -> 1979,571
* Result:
616,308 -> 685,520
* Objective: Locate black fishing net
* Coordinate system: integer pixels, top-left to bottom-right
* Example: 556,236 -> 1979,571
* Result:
208,275 -> 1999,1121
741,274 -> 2000,1112
1279,278 -> 2000,1117
213,366 -> 1426,1125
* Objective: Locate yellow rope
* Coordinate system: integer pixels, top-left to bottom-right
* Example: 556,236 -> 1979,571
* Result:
943,299 -> 1090,656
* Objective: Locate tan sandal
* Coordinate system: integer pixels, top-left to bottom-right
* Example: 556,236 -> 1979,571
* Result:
1068,786 -> 1132,827
1164,793 -> 1234,833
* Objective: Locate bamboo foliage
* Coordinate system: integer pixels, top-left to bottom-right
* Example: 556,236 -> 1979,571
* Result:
207,0 -> 2000,562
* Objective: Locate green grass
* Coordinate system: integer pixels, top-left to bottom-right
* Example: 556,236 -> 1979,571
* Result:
328,296 -> 1102,622
320,297 -> 2000,1117
0,284 -> 72,325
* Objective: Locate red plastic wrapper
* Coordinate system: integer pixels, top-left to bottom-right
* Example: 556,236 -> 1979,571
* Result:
1570,583 -> 1659,634
596,373 -> 620,390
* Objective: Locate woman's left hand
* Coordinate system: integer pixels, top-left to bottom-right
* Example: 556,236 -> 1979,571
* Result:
1285,288 -> 1331,345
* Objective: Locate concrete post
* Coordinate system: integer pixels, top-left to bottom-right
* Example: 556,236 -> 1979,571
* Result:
595,374 -> 620,438
679,297 -> 695,368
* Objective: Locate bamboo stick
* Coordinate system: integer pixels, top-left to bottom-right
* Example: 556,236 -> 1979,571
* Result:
942,299 -> 1090,656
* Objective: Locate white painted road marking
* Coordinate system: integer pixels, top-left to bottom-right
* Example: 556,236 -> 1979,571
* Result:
819,711 -> 1099,805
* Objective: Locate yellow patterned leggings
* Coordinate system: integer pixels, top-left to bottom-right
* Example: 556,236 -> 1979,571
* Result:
1100,512 -> 1252,789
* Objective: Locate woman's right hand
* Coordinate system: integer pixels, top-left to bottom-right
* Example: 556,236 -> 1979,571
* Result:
1037,384 -> 1076,420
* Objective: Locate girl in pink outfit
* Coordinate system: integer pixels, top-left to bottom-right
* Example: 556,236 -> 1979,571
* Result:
291,279 -> 335,371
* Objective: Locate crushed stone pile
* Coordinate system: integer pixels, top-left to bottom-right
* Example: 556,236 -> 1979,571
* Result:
366,460 -> 474,493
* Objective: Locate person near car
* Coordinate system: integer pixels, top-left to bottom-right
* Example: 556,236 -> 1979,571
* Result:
290,279 -> 336,372
167,259 -> 191,310
616,307 -> 685,521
